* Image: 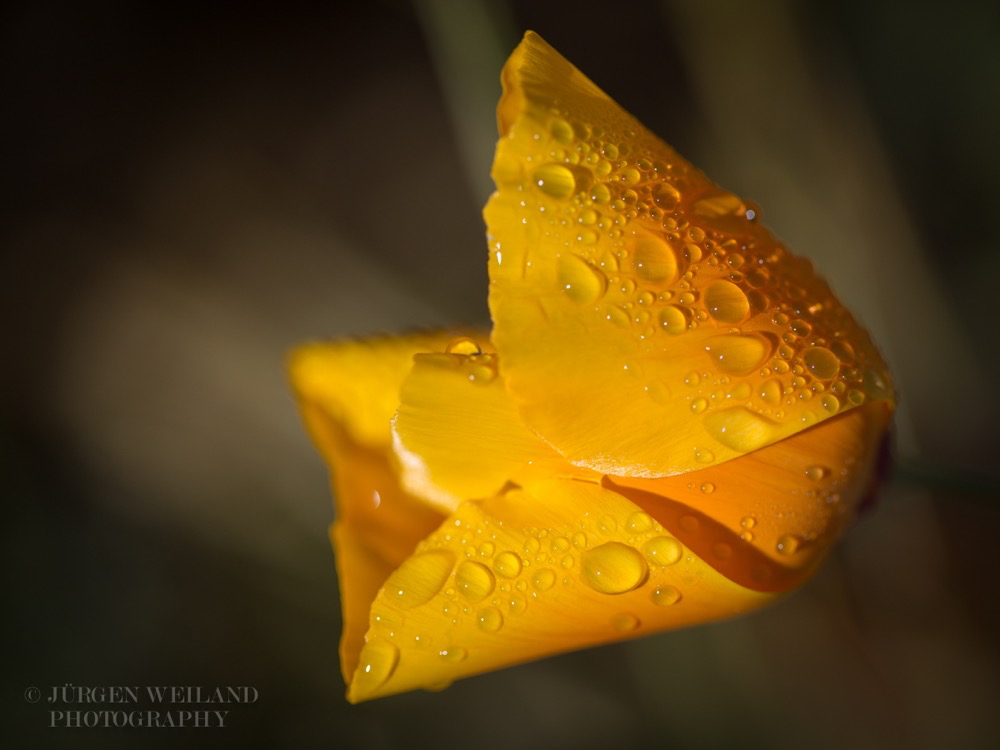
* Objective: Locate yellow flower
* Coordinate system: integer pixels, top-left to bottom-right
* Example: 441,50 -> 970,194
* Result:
289,32 -> 894,703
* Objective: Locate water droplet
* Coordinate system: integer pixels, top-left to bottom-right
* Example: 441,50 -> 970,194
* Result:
703,407 -> 776,452
533,163 -> 576,199
494,551 -> 523,579
803,347 -> 840,380
477,606 -> 504,632
549,118 -> 574,144
790,319 -> 812,337
712,542 -> 733,559
560,554 -> 575,569
505,592 -> 528,615
455,561 -> 495,602
383,550 -> 454,609
658,305 -> 687,334
598,515 -> 617,534
655,183 -> 680,210
642,536 -> 683,566
704,280 -> 749,323
760,378 -> 782,405
805,465 -> 830,481
651,585 -> 681,606
679,515 -> 700,533
700,482 -> 715,494
705,334 -> 771,375
741,516 -> 756,529
690,397 -> 708,413
820,393 -> 840,413
624,167 -> 641,185
591,183 -> 611,204
572,531 -> 588,549
632,236 -> 678,284
532,568 -> 557,591
550,536 -> 570,553
479,541 -> 495,558
439,646 -> 467,663
611,612 -> 640,631
848,388 -> 866,405
776,535 -> 801,555
523,537 -> 540,555
557,254 -> 607,303
355,639 -> 399,692
693,191 -> 744,218
626,512 -> 654,533
446,337 -> 481,355
581,542 -> 648,594
694,448 -> 715,464
831,340 -> 855,364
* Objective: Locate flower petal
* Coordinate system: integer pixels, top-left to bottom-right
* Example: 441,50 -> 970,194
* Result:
346,479 -> 774,703
484,32 -> 894,477
289,332 -> 484,682
604,401 -> 891,592
392,350 -> 596,507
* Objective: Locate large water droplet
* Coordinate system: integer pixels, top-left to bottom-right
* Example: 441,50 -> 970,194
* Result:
610,612 -> 640,631
633,237 -> 678,283
705,334 -> 771,375
549,118 -> 574,144
703,407 -> 776,452
642,536 -> 682,567
776,535 -> 801,556
626,512 -> 654,534
533,163 -> 576,199
704,280 -> 750,323
581,542 -> 648,594
805,465 -> 830,481
651,585 -> 681,606
494,551 -> 523,579
655,183 -> 680,210
760,378 -> 782,405
455,560 -> 495,602
803,347 -> 839,380
532,568 -> 557,591
658,305 -> 687,334
354,639 -> 399,693
477,606 -> 504,632
383,550 -> 454,609
439,646 -> 467,663
558,254 -> 607,304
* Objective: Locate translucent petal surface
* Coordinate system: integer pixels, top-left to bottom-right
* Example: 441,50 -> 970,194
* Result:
605,402 -> 891,592
393,351 -> 596,506
484,31 -> 894,477
347,479 -> 773,702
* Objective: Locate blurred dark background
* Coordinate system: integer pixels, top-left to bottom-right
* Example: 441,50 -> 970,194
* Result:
3,1 -> 999,748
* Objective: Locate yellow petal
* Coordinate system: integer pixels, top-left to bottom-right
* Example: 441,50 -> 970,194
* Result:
289,332 -> 485,682
392,350 -> 596,506
604,401 -> 891,592
484,31 -> 894,477
346,479 -> 774,702
289,331 -> 488,451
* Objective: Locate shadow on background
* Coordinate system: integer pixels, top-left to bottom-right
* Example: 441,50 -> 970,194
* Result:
3,1 -> 999,748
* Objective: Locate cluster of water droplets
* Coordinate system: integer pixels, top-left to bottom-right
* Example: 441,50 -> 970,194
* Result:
491,105 -> 892,460
354,498 -> 699,693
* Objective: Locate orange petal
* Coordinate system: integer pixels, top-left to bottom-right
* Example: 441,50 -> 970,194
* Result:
346,479 -> 774,702
484,32 -> 894,477
604,401 -> 891,592
392,350 -> 596,506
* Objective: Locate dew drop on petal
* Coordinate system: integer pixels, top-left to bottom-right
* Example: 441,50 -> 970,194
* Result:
581,542 -> 648,594
705,334 -> 771,375
438,647 -> 468,663
610,612 -> 640,632
383,551 -> 455,609
651,585 -> 682,606
642,536 -> 683,567
633,237 -> 678,283
704,280 -> 749,323
532,568 -> 557,591
558,254 -> 607,303
533,163 -> 576,199
658,305 -> 687,334
803,347 -> 840,380
494,551 -> 523,579
626,511 -> 654,533
703,407 -> 776,452
355,640 -> 399,692
477,607 -> 504,632
776,535 -> 802,556
455,560 -> 495,602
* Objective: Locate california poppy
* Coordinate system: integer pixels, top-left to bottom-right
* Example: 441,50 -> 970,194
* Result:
289,31 -> 894,703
